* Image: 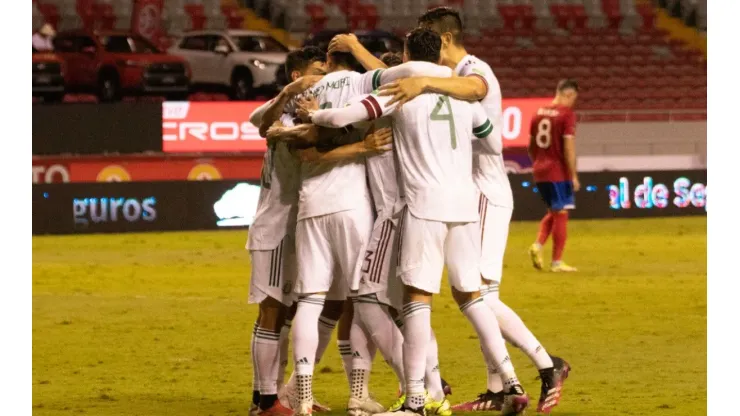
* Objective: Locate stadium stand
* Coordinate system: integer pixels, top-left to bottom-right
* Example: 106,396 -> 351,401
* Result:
32,0 -> 706,111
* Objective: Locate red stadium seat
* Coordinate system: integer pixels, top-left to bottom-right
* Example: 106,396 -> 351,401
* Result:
305,4 -> 328,32
221,5 -> 244,29
93,2 -> 116,30
184,4 -> 206,30
36,2 -> 59,29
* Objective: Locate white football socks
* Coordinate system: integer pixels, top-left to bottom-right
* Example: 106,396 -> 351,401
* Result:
402,301 -> 431,410
251,321 -> 261,397
459,297 -> 520,390
317,316 -> 338,364
277,319 -> 291,388
425,330 -> 445,401
483,289 -> 554,371
338,339 -> 353,386
349,311 -> 376,400
254,326 -> 281,396
292,295 -> 326,405
354,300 -> 406,390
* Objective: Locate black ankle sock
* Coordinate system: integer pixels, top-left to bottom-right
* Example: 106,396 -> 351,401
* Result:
259,394 -> 278,410
252,390 -> 261,406
488,389 -> 504,396
539,367 -> 555,381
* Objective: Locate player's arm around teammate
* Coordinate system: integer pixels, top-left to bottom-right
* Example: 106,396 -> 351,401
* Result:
328,33 -> 387,71
380,74 -> 486,107
297,127 -> 393,163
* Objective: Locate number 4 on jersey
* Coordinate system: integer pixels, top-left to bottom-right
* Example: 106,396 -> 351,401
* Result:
430,96 -> 457,149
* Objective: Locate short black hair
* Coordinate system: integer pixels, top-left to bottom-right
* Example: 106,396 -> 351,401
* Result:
405,28 -> 442,63
380,52 -> 403,67
417,7 -> 464,45
557,78 -> 580,93
329,50 -> 363,72
285,46 -> 326,78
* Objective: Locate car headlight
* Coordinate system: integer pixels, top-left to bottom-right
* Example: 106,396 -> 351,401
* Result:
251,59 -> 280,70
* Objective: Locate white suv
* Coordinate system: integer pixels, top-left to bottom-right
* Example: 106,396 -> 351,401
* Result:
170,30 -> 288,100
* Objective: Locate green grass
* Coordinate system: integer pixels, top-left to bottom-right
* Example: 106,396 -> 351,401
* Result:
32,217 -> 707,415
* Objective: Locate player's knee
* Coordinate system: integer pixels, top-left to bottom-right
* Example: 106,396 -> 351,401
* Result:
404,285 -> 432,305
451,287 -> 480,306
258,298 -> 288,330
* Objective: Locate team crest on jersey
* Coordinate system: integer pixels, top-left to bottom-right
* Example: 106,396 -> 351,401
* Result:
282,281 -> 293,295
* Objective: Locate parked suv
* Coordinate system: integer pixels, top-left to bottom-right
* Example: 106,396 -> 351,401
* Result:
52,30 -> 191,102
169,30 -> 288,100
33,47 -> 65,103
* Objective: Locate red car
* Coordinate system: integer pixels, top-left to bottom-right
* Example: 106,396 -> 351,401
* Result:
33,48 -> 66,103
52,30 -> 191,102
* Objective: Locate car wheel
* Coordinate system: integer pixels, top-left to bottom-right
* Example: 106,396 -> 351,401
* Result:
98,73 -> 121,102
42,93 -> 65,103
165,92 -> 190,101
231,71 -> 253,101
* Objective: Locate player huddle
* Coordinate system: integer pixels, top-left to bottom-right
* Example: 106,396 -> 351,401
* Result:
246,7 -> 580,416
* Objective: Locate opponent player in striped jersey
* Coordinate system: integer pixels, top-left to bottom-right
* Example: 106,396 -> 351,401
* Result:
307,28 -> 529,416
364,8 -> 572,414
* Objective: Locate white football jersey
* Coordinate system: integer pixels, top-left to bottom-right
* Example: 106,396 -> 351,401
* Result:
455,55 -> 513,209
247,114 -> 300,250
312,88 -> 497,223
353,62 -> 453,221
296,70 -> 374,220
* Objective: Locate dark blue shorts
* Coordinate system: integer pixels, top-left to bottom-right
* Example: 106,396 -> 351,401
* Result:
536,181 -> 575,211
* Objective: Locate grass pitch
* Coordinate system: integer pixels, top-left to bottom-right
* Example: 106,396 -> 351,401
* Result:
32,217 -> 706,415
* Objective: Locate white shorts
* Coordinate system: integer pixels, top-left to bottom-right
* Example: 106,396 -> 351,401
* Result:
354,215 -> 403,310
479,194 -> 513,284
295,205 -> 373,300
248,235 -> 296,307
397,207 -> 482,294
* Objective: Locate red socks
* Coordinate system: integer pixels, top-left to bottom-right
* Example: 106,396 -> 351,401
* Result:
552,212 -> 569,262
536,212 -> 554,245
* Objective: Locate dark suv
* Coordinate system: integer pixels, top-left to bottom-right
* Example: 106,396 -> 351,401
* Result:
52,30 -> 191,102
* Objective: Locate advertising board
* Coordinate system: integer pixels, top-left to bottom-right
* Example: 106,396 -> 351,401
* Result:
161,99 -> 550,153
33,170 -> 705,235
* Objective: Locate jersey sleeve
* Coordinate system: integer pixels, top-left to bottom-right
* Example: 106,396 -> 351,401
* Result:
457,59 -> 490,97
311,92 -> 398,128
471,102 -> 501,155
563,110 -> 577,137
352,69 -> 386,95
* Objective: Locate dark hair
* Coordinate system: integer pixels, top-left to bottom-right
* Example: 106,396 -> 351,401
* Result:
285,46 -> 326,78
557,78 -> 580,93
405,28 -> 442,63
380,52 -> 403,67
329,50 -> 363,72
417,6 -> 464,45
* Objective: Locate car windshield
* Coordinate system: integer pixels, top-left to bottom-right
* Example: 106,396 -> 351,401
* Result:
234,35 -> 288,53
100,35 -> 160,53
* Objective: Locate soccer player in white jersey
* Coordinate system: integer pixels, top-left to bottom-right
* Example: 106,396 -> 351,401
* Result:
283,49 -> 394,416
308,28 -> 530,416
245,47 -> 333,416
372,8 -> 572,413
